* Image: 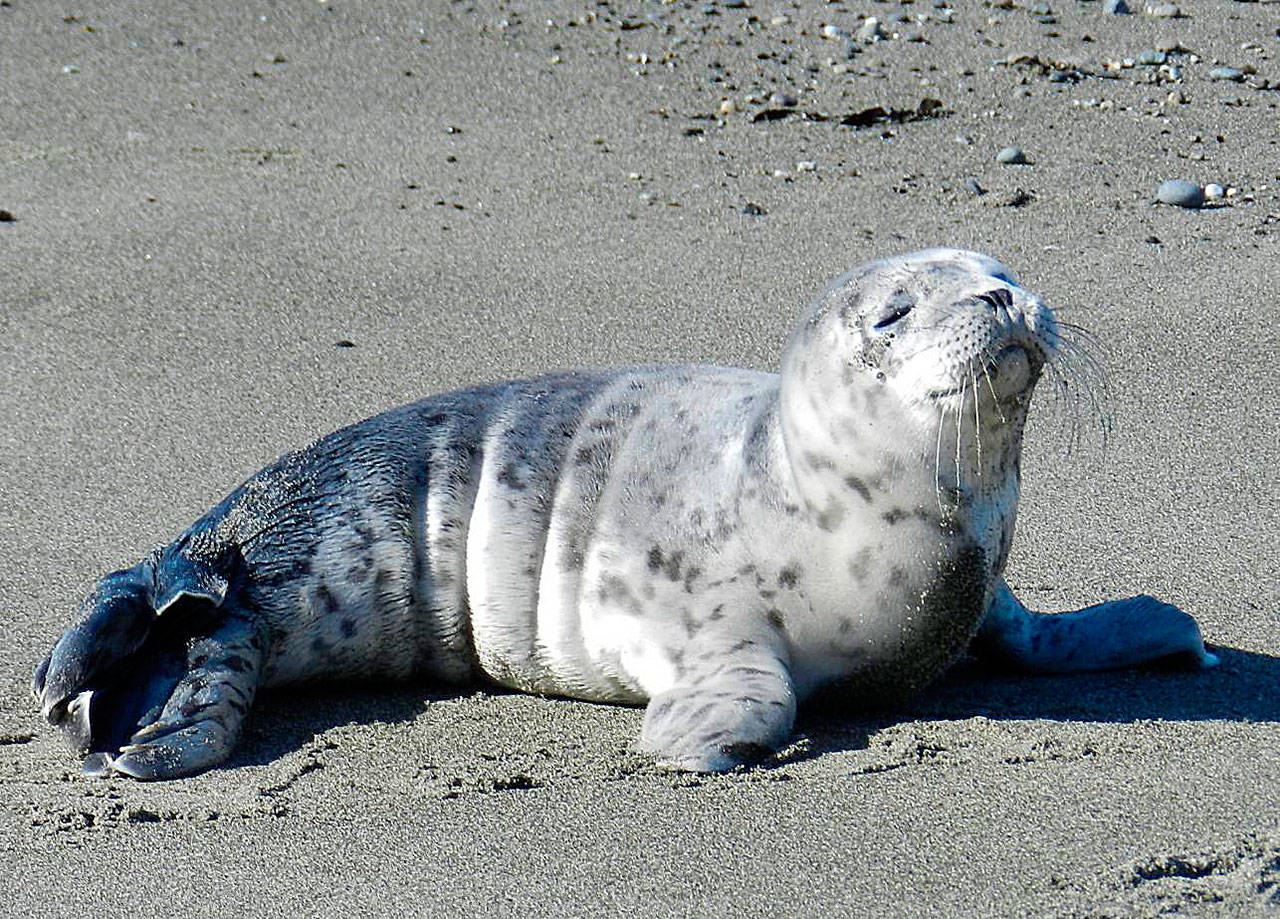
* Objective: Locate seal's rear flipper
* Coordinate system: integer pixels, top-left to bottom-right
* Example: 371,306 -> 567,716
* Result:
972,581 -> 1220,673
639,639 -> 797,772
34,547 -> 267,780
93,613 -> 265,779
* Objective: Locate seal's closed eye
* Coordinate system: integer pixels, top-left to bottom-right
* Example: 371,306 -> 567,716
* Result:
873,294 -> 914,330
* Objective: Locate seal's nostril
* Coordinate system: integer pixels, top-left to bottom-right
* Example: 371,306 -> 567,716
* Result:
976,289 -> 1013,312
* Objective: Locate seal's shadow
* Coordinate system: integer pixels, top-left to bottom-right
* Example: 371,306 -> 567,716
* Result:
223,646 -> 1279,773
227,684 -> 445,770
796,646 -> 1280,762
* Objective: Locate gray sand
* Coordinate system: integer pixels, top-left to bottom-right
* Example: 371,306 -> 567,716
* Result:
2,1 -> 1278,915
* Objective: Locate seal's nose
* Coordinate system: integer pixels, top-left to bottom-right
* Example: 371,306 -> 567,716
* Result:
975,288 -> 1014,312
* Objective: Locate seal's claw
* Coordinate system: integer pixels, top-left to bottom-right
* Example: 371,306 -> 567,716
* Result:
31,652 -> 51,702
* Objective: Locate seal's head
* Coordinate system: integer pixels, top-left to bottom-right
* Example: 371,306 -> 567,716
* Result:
780,249 -> 1060,505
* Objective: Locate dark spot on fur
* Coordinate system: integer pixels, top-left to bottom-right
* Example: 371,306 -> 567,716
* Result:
803,452 -> 837,472
888,566 -> 908,588
847,547 -> 873,582
316,584 -> 339,615
882,507 -> 908,525
777,566 -> 800,589
843,475 -> 872,503
647,546 -> 663,573
340,618 -> 358,639
766,608 -> 786,632
838,617 -> 853,634
682,566 -> 702,593
311,636 -> 330,655
759,589 -> 777,600
709,604 -> 726,621
563,547 -> 585,571
816,503 -> 845,531
663,551 -> 684,582
180,700 -> 213,718
224,654 -> 251,673
496,461 -> 525,491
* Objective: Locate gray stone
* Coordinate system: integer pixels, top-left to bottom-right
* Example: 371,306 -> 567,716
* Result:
1155,179 -> 1204,208
1208,67 -> 1244,82
996,146 -> 1029,165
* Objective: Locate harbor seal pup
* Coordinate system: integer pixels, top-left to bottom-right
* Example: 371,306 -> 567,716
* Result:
32,249 -> 1217,779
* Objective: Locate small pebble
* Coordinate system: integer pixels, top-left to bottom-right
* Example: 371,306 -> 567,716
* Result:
1208,67 -> 1244,82
796,161 -> 817,172
820,24 -> 847,40
1103,0 -> 1130,13
717,99 -> 736,116
995,146 -> 1028,165
962,177 -> 987,196
769,91 -> 797,108
1137,50 -> 1167,66
1146,3 -> 1180,18
62,64 -> 80,74
0,209 -> 15,222
855,17 -> 882,43
742,203 -> 767,216
1203,183 -> 1225,201
1156,179 -> 1204,208
769,14 -> 790,26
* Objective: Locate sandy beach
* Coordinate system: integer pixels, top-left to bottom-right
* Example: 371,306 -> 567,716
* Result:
2,1 -> 1278,915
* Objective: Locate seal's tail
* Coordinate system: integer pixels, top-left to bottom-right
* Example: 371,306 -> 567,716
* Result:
32,550 -> 267,780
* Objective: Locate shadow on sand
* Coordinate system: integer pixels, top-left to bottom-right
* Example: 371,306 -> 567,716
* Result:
225,645 -> 1279,773
793,645 -> 1280,762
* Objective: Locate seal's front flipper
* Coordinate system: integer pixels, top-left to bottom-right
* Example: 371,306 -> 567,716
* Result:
639,639 -> 797,772
972,581 -> 1219,673
33,547 -> 266,780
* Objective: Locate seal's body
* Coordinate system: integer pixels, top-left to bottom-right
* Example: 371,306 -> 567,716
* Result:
33,250 -> 1217,779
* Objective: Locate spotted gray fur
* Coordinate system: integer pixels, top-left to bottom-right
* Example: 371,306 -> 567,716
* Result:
32,249 -> 1217,779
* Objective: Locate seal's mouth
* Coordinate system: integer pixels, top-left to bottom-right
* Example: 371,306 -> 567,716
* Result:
925,343 -> 1043,403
